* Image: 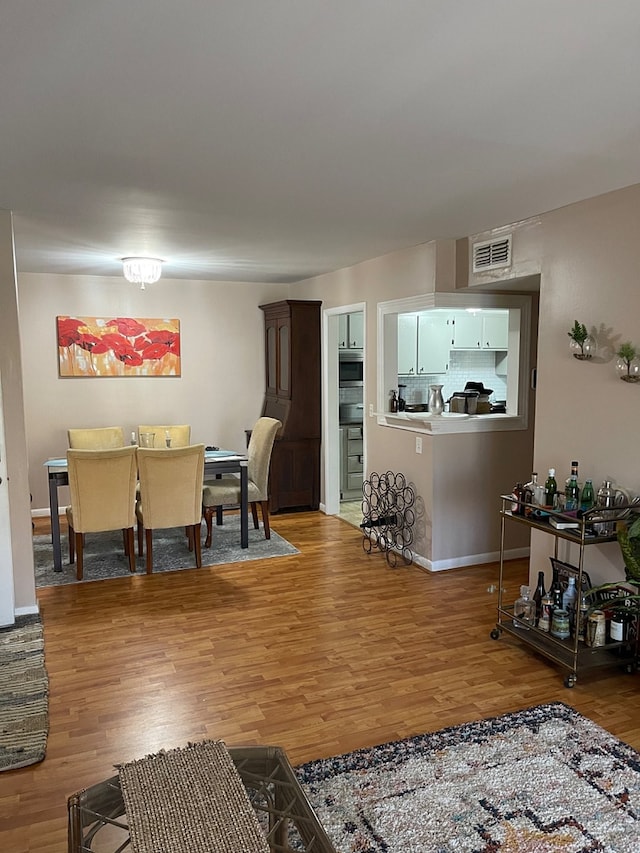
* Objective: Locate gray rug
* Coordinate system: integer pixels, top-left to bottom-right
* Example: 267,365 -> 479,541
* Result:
0,614 -> 49,771
34,517 -> 299,587
295,702 -> 640,851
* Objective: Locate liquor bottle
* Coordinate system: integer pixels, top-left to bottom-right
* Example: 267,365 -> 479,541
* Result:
565,475 -> 580,512
532,570 -> 546,621
389,390 -> 398,413
544,468 -> 557,508
538,592 -> 553,632
580,478 -> 595,512
565,460 -> 579,489
562,576 -> 578,631
595,480 -> 616,534
510,483 -> 524,515
522,473 -> 538,516
514,585 -> 536,629
576,595 -> 589,641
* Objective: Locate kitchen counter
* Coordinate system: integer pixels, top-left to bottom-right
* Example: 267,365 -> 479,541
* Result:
378,410 -> 526,434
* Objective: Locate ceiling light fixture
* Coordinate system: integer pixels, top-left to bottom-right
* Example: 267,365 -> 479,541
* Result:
121,257 -> 163,290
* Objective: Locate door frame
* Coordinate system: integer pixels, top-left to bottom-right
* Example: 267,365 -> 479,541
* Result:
322,303 -> 366,516
0,373 -> 15,626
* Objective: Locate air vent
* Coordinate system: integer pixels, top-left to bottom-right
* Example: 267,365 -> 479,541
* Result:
472,235 -> 512,273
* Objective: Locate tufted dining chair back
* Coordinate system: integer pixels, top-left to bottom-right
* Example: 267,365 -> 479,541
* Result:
135,444 -> 205,573
137,424 -> 191,448
202,417 -> 281,547
65,446 -> 138,580
68,426 -> 125,449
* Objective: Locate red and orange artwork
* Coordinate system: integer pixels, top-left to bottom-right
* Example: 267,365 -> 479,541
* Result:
57,316 -> 181,377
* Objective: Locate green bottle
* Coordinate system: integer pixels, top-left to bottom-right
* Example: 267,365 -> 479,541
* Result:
544,468 -> 557,507
580,478 -> 595,511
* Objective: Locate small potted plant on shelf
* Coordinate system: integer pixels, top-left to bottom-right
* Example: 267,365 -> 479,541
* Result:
567,320 -> 596,360
615,342 -> 640,382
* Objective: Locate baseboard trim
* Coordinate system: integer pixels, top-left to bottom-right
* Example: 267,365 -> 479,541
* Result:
32,508 -> 52,518
15,603 -> 40,616
414,546 -> 530,573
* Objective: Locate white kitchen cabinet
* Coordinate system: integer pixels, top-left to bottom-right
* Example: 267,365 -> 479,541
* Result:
417,313 -> 450,374
398,314 -> 418,375
339,312 -> 364,349
482,312 -> 509,349
399,313 -> 451,375
451,310 -> 508,350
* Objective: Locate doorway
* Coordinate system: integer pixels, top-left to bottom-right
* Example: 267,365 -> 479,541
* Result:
322,304 -> 366,525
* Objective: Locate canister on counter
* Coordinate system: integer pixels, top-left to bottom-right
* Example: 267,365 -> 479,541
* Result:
550,609 -> 570,639
585,610 -> 607,647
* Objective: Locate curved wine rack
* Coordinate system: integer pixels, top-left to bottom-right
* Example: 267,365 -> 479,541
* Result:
360,471 -> 415,567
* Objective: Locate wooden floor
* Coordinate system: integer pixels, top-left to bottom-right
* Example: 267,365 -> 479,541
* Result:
3,512 -> 640,852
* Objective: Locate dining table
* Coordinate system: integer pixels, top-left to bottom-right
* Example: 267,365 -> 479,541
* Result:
44,449 -> 249,572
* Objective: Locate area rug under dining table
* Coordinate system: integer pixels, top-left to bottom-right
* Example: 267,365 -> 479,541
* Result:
295,702 -> 640,852
33,516 -> 298,587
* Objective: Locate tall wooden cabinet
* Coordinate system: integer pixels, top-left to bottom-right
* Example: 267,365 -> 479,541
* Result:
259,300 -> 321,512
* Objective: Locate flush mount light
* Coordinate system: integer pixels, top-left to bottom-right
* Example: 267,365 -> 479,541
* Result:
121,257 -> 163,290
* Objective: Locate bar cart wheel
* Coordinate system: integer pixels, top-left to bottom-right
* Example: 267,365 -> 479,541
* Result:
490,628 -> 501,640
564,672 -> 577,688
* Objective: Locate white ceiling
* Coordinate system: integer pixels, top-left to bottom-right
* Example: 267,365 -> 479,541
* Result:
3,0 -> 640,283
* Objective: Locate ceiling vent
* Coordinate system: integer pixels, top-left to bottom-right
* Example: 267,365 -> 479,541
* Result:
472,235 -> 512,273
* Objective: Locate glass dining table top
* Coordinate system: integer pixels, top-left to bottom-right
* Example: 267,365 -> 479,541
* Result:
45,449 -> 244,468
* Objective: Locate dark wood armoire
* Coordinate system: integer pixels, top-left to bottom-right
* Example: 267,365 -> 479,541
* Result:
259,299 -> 321,512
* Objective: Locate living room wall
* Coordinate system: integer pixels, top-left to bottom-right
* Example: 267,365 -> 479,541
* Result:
529,182 -> 640,588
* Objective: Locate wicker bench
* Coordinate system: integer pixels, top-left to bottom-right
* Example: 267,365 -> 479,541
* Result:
67,744 -> 335,853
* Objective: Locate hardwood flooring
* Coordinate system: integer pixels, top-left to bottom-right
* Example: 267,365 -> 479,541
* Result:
3,512 -> 640,852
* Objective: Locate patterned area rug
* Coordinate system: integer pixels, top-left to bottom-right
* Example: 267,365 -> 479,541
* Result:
33,516 -> 299,587
0,614 -> 49,771
295,702 -> 640,852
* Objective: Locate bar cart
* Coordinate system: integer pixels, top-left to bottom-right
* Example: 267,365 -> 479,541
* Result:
491,495 -> 639,688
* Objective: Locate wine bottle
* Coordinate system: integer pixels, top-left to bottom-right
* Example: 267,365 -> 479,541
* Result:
550,564 -> 563,610
544,468 -> 557,508
532,570 -> 546,621
360,514 -> 398,529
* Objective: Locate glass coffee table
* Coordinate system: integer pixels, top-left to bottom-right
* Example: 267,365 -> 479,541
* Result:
67,745 -> 335,852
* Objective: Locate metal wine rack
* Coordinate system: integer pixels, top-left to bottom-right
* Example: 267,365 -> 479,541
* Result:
360,471 -> 415,567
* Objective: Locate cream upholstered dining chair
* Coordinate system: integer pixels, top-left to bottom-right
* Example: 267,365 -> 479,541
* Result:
68,426 -> 126,449
65,446 -> 138,581
137,424 -> 191,448
202,417 -> 281,548
135,444 -> 205,573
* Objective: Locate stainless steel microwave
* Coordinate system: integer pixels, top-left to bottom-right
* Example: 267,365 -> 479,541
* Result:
339,351 -> 364,387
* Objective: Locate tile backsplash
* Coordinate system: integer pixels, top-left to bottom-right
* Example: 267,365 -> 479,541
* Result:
397,351 -> 507,408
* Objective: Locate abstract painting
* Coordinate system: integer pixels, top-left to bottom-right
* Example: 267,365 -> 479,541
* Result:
57,316 -> 181,377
